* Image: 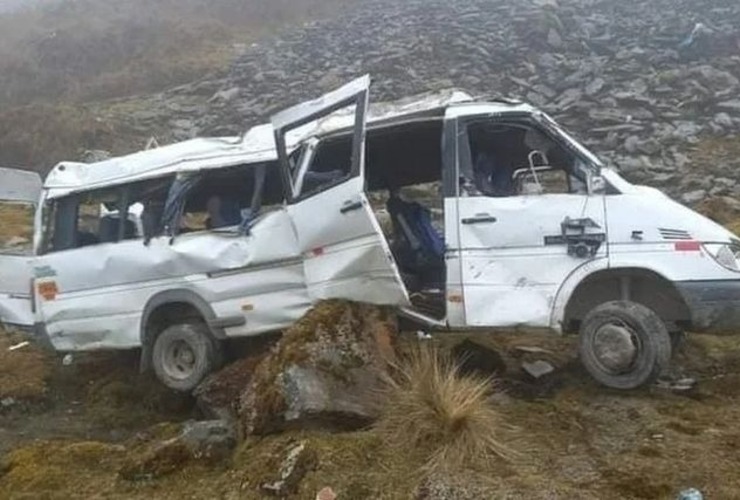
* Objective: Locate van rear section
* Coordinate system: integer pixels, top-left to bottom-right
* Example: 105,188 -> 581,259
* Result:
0,167 -> 41,329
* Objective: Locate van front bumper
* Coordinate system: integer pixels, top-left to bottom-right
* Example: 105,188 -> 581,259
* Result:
677,280 -> 740,332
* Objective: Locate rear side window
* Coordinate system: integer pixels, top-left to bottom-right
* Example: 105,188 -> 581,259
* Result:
42,176 -> 172,254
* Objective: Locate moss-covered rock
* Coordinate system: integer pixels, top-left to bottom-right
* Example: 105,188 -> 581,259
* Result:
194,351 -> 267,422
239,300 -> 398,435
118,420 -> 235,481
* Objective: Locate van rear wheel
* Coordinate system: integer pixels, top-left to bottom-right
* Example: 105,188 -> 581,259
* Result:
579,301 -> 671,390
152,322 -> 222,391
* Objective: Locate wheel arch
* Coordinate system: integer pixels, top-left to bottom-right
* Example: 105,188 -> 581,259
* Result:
139,289 -> 223,372
553,266 -> 692,334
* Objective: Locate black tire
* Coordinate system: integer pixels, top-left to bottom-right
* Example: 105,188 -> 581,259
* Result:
579,301 -> 672,390
669,330 -> 686,352
151,322 -> 222,392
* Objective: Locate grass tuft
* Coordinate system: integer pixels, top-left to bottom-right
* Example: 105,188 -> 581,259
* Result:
376,345 -> 514,472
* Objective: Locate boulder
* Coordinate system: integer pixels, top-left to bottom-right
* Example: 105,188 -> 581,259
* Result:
194,353 -> 266,423
239,300 -> 397,435
118,420 -> 236,481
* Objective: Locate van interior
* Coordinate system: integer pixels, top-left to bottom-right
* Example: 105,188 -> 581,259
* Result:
303,119 -> 446,318
178,163 -> 284,233
302,116 -> 586,319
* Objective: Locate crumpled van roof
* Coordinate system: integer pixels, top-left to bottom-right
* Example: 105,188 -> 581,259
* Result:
42,87 -> 531,199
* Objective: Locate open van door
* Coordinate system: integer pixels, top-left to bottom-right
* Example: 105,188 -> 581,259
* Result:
272,75 -> 409,305
0,167 -> 42,328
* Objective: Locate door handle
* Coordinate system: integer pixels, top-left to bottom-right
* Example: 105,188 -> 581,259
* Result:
462,214 -> 497,225
340,200 -> 364,214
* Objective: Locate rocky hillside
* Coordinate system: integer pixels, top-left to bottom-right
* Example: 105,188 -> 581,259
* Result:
90,0 -> 739,205
1,0 -> 738,201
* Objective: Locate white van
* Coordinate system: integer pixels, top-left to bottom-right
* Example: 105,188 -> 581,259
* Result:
2,75 -> 739,391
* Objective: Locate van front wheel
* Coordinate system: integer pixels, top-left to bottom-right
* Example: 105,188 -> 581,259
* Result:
579,301 -> 671,390
152,323 -> 222,392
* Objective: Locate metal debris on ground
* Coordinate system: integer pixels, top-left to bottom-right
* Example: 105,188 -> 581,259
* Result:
656,376 -> 697,391
7,341 -> 29,352
522,360 -> 556,379
316,486 -> 337,500
677,488 -> 704,500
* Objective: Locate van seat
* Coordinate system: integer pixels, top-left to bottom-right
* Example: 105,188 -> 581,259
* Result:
386,192 -> 444,277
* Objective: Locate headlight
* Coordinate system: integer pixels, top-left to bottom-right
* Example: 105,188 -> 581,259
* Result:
703,243 -> 740,271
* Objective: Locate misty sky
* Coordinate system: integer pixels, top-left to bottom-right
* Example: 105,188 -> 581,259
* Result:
0,0 -> 55,13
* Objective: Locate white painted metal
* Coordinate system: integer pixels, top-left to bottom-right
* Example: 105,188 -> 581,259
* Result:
0,167 -> 42,203
0,254 -> 35,327
33,208 -> 308,350
287,176 -> 409,305
456,193 -> 607,327
0,168 -> 41,327
275,75 -> 409,306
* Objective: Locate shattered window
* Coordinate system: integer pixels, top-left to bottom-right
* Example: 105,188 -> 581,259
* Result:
178,162 -> 282,234
130,176 -> 173,241
0,201 -> 34,255
42,178 -> 174,253
297,136 -> 353,198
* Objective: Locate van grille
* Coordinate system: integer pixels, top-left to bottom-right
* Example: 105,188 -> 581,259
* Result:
659,228 -> 692,240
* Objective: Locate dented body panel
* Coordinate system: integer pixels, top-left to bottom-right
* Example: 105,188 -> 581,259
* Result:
454,194 -> 607,328
33,208 -> 308,350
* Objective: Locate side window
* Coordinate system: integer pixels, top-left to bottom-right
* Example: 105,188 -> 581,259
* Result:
173,163 -> 282,234
42,177 -> 173,253
44,187 -> 121,253
462,120 -> 584,197
295,135 -> 353,198
0,201 -> 35,255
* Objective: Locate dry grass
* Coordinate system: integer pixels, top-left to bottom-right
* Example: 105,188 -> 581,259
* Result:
376,344 -> 513,472
0,202 -> 34,249
0,331 -> 52,402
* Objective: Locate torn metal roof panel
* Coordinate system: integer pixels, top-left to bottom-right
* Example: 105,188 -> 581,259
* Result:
40,86 -> 528,197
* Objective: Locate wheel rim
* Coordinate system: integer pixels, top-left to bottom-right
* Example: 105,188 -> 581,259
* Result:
163,339 -> 197,380
592,321 -> 640,374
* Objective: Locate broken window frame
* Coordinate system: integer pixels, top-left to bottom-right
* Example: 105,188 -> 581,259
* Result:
40,177 -> 176,254
273,75 -> 370,205
161,162 -> 273,239
41,186 -> 123,254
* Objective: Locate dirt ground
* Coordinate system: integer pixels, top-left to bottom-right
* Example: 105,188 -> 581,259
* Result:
2,327 -> 740,499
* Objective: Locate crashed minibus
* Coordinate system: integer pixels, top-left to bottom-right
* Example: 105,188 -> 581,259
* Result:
2,75 -> 740,391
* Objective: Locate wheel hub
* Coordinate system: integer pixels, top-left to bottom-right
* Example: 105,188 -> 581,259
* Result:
166,340 -> 196,379
593,323 -> 638,373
